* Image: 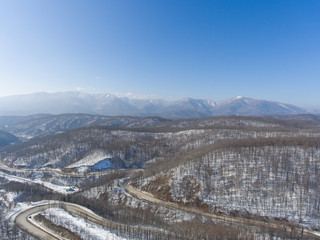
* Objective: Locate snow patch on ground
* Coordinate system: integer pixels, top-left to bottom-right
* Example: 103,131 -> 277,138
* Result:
41,208 -> 126,240
305,229 -> 320,237
0,190 -> 18,207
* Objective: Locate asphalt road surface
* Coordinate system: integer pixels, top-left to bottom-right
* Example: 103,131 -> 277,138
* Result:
15,203 -> 64,240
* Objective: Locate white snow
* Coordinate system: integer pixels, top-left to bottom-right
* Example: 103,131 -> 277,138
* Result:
66,150 -> 112,168
278,103 -> 291,110
7,201 -> 33,221
0,190 -> 18,207
305,229 -> 320,237
7,200 -> 126,240
0,190 -> 18,202
0,171 -> 78,194
151,145 -> 320,229
41,208 -> 126,240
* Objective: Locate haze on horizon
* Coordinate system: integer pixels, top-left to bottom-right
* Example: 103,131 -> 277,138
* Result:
0,0 -> 319,108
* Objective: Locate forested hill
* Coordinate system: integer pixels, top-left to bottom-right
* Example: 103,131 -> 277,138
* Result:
0,130 -> 19,148
1,115 -> 319,170
1,115 -> 320,236
0,114 -> 168,139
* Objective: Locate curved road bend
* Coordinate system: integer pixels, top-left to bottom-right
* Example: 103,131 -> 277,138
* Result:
15,203 -> 64,240
14,201 -> 169,240
9,161 -> 319,239
14,202 -> 118,240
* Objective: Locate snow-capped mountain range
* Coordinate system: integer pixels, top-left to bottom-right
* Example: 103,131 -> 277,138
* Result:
0,92 -> 310,118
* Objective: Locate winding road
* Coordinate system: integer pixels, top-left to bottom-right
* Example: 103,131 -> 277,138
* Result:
14,201 -> 124,240
13,200 -> 172,240
15,202 -> 72,240
3,160 -> 320,239
123,183 -> 320,239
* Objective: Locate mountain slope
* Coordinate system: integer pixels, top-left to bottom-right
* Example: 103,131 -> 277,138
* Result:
135,137 -> 320,229
0,92 -> 137,116
0,92 -> 308,118
156,98 -> 216,119
211,96 -> 306,116
0,115 -> 317,169
0,130 -> 19,148
0,114 -> 168,139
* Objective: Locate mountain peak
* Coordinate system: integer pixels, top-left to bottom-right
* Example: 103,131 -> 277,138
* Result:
0,92 -> 309,118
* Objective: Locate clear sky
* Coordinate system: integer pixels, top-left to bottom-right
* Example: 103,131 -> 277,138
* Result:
0,0 -> 319,107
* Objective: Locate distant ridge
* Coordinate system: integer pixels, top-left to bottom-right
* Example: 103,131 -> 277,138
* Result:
0,92 -> 308,119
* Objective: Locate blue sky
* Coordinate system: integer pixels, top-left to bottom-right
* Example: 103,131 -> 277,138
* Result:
0,0 -> 319,107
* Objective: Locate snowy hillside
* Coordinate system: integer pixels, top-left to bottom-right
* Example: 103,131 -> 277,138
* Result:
1,115 -> 320,239
135,137 -> 320,229
2,116 -> 317,170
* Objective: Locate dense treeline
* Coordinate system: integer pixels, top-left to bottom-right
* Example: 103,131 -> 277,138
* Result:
0,114 -> 168,139
141,136 -> 320,178
2,116 -> 319,170
3,114 -> 320,140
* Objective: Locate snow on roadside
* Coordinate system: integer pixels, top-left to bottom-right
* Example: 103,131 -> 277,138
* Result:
41,208 -> 126,240
7,200 -> 64,222
305,229 -> 320,237
0,171 -> 78,194
7,201 -> 32,221
28,214 -> 66,240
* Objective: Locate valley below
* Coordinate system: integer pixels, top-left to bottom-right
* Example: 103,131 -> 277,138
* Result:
1,114 -> 320,239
